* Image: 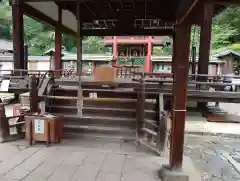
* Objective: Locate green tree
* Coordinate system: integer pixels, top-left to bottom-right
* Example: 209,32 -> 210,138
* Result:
0,0 -> 12,39
82,36 -> 110,54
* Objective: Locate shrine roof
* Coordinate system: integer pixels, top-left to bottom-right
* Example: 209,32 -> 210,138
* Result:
215,49 -> 240,60
21,0 -> 238,36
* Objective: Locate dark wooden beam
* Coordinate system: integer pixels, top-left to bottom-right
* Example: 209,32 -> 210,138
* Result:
198,3 -> 213,77
197,3 -> 213,110
23,3 -> 76,36
170,22 -> 191,169
23,2 -> 174,36
54,5 -> 62,73
176,0 -> 199,24
82,28 -> 174,36
12,0 -> 25,70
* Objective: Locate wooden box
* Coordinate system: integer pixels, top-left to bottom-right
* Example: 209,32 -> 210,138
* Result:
94,67 -> 117,82
25,114 -> 63,144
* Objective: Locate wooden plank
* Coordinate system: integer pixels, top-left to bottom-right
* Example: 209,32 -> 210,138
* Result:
38,77 -> 51,96
144,119 -> 158,128
136,79 -> 145,144
141,128 -> 158,136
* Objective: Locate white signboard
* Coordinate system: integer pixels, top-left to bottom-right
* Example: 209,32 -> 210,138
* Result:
89,92 -> 97,98
34,119 -> 45,134
0,80 -> 10,92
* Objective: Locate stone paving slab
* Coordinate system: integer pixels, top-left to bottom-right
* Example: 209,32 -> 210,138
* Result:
0,139 -> 201,181
46,165 -> 77,181
70,163 -> 100,181
100,153 -> 126,173
186,116 -> 240,138
95,172 -> 121,181
0,147 -> 40,176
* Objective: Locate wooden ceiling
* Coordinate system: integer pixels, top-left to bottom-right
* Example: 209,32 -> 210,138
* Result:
22,0 -> 239,36
58,0 -> 190,23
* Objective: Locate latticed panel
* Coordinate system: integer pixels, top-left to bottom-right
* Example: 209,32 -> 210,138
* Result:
117,56 -> 129,64
132,57 -> 145,65
117,56 -> 145,65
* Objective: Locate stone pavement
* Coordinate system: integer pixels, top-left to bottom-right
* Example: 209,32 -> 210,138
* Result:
185,112 -> 240,138
0,138 -> 201,181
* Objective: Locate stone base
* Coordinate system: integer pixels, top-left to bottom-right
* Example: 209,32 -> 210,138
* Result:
159,164 -> 189,181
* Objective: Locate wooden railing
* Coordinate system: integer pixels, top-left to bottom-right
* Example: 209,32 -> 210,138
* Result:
114,65 -> 142,78
0,102 -> 31,142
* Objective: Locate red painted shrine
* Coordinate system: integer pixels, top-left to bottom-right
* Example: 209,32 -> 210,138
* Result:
104,36 -> 171,72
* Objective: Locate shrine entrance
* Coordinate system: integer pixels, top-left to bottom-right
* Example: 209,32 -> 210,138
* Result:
117,44 -> 146,72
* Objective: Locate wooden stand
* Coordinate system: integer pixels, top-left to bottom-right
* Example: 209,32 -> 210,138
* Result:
25,114 -> 63,146
94,67 -> 117,82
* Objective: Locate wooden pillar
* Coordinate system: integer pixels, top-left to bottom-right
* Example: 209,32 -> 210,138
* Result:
113,36 -> 118,65
92,61 -> 96,76
145,36 -> 152,72
12,0 -> 24,71
170,23 -> 191,170
30,75 -> 38,113
197,3 -> 213,110
191,46 -> 197,76
24,44 -> 28,74
76,3 -> 83,117
197,3 -> 213,80
55,6 -> 62,73
171,42 -> 176,75
216,63 -> 219,75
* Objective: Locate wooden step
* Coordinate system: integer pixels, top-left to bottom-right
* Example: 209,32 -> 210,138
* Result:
46,105 -> 157,120
54,88 -> 77,96
52,113 -> 136,128
46,105 -> 77,114
54,87 -> 137,99
83,107 -> 136,118
63,124 -> 136,140
62,132 -> 136,141
49,99 -> 77,106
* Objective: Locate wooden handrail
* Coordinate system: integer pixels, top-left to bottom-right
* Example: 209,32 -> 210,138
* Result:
37,71 -> 50,90
9,121 -> 25,128
6,113 -> 30,120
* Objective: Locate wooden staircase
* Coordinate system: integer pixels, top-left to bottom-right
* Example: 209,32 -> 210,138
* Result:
44,84 -> 158,140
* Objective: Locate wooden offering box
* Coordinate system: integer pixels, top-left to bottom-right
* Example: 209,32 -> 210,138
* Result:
94,67 -> 117,82
25,114 -> 63,145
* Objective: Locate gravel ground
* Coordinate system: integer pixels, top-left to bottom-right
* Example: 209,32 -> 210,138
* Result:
185,135 -> 240,181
